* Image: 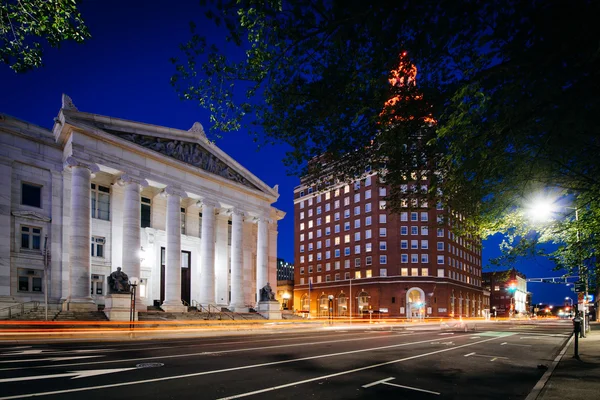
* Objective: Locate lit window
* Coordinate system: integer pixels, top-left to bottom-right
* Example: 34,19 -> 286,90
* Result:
355,271 -> 362,279
411,267 -> 419,276
325,215 -> 331,223
345,234 -> 350,243
335,237 -> 341,245
401,268 -> 408,276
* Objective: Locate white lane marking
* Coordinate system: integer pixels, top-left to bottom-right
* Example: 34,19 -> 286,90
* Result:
0,333 -> 495,399
0,349 -> 116,357
0,356 -> 104,364
381,380 -> 440,395
464,352 -> 475,357
0,332 -> 441,372
500,342 -> 531,347
216,336 -> 505,400
440,342 -> 454,346
0,368 -> 136,384
438,333 -> 454,336
467,353 -> 509,362
362,377 -> 395,388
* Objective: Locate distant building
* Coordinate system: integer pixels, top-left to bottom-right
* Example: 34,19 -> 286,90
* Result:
277,258 -> 294,281
482,268 -> 527,316
276,259 -> 294,310
293,171 -> 485,318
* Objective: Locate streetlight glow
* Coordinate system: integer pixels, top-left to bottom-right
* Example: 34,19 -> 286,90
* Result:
525,197 -> 556,222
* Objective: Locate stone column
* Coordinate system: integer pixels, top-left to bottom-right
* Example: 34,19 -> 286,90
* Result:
64,157 -> 99,311
229,208 -> 246,311
162,186 -> 187,313
198,199 -> 217,305
119,174 -> 148,310
214,211 -> 229,306
242,218 -> 254,305
0,159 -> 11,296
256,216 -> 269,303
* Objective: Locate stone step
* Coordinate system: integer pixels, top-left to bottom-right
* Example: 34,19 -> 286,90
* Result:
53,311 -> 108,322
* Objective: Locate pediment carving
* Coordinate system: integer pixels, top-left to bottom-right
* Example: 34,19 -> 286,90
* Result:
105,130 -> 259,190
12,211 -> 52,222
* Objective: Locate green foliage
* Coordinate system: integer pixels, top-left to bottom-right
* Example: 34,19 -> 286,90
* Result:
172,0 -> 600,277
0,0 -> 90,72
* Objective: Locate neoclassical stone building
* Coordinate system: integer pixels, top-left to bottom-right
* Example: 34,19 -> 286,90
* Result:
0,95 -> 284,313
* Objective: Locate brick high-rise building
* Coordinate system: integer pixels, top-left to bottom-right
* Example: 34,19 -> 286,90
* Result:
293,172 -> 485,318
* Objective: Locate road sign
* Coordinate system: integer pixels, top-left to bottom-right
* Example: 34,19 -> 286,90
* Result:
574,281 -> 586,292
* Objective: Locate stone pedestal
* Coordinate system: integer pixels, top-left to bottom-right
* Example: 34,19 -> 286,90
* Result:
257,300 -> 281,320
161,303 -> 188,313
104,293 -> 137,321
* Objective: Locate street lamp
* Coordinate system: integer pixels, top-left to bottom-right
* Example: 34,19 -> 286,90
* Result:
129,276 -> 138,330
328,295 -> 334,324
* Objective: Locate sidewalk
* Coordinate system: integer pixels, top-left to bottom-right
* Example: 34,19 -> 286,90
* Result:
533,322 -> 600,400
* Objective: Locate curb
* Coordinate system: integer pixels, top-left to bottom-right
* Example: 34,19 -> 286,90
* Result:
524,333 -> 574,400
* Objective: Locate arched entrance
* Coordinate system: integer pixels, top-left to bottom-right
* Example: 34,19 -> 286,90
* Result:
337,294 -> 347,317
406,287 -> 425,319
357,291 -> 370,315
319,295 -> 329,317
301,294 -> 310,315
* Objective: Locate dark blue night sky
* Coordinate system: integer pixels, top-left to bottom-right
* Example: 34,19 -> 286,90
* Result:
0,0 -> 574,306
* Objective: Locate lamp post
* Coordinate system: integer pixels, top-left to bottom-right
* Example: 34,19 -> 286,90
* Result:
129,277 -> 138,330
328,295 -> 334,324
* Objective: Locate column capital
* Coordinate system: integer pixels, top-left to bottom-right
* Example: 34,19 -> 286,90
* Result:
229,208 -> 245,217
64,156 -> 99,174
161,186 -> 187,199
196,198 -> 219,209
255,216 -> 273,224
117,173 -> 149,188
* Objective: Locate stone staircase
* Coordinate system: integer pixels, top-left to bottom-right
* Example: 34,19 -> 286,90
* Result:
138,310 -> 266,321
53,311 -> 109,321
13,307 -> 61,321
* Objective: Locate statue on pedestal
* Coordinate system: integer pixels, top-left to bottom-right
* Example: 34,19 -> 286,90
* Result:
107,267 -> 131,293
259,282 -> 276,302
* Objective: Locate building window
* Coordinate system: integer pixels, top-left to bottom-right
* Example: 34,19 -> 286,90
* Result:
354,193 -> 360,203
437,242 -> 444,250
354,206 -> 360,216
401,240 -> 408,249
379,227 -> 387,237
355,232 -> 361,241
366,216 -> 372,226
91,274 -> 104,295
345,260 -> 350,269
365,229 -> 372,239
438,268 -> 445,277
437,228 -> 444,237
365,189 -> 371,199
21,226 -> 41,250
379,214 -> 387,223
366,256 -> 372,265
401,268 -> 408,276
18,269 -> 43,293
344,222 -> 350,231
354,245 -> 361,254
355,258 -> 361,267
366,242 -> 372,252
401,254 -> 408,263
181,208 -> 186,235
411,240 -> 418,249
411,212 -> 418,221
335,273 -> 340,281
355,271 -> 361,279
401,226 -> 408,235
335,261 -> 340,270
344,247 -> 350,256
379,200 -> 386,210
421,212 -> 429,222
91,183 -> 110,220
365,203 -> 372,213
411,226 -> 418,235
21,183 -> 42,208
380,241 -> 387,250
411,254 -> 418,263
411,267 -> 419,276
300,211 -> 305,220
421,226 -> 429,235
437,255 -> 445,264
91,236 -> 105,257
401,212 -> 408,221
421,254 -> 429,263
379,187 -> 387,196
421,240 -> 429,249
354,219 -> 361,229
380,255 -> 387,264
380,268 -> 386,277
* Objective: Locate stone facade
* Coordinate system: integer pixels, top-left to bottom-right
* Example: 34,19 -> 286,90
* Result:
0,95 -> 284,313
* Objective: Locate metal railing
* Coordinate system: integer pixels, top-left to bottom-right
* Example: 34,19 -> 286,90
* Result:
0,301 -> 40,320
193,302 -> 237,320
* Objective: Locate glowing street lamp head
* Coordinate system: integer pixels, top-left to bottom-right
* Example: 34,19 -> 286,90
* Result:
526,198 -> 555,222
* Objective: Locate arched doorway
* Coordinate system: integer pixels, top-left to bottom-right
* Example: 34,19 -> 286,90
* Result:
357,291 -> 370,315
337,294 -> 347,317
319,295 -> 329,317
301,294 -> 310,315
406,287 -> 425,319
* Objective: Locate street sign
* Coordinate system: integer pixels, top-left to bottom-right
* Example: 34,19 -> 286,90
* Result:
574,281 -> 586,292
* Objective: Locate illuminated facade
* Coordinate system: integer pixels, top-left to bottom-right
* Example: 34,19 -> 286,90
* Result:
293,173 -> 485,318
483,268 -> 528,315
0,95 -> 284,314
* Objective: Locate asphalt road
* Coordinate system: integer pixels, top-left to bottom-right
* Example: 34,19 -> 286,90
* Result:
0,320 -> 572,400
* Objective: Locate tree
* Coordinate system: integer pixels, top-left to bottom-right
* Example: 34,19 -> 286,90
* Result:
0,0 -> 90,73
171,1 -> 600,230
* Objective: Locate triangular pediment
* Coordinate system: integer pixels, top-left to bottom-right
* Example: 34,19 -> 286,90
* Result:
12,211 -> 52,222
63,113 -> 277,195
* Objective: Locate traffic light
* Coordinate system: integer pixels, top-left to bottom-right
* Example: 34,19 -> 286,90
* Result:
508,281 -> 517,293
